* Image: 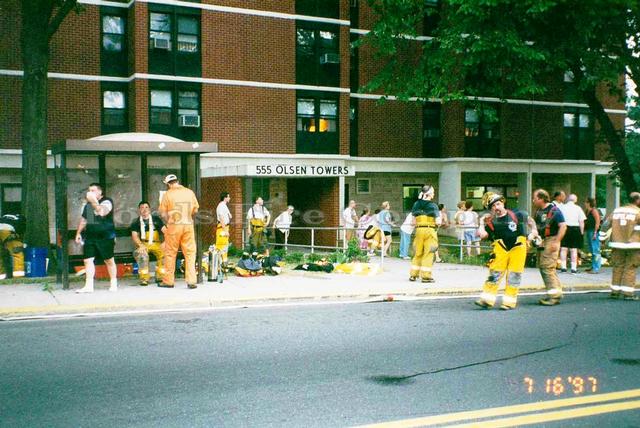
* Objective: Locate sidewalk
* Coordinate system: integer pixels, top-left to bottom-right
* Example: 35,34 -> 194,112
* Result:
0,258 -> 621,318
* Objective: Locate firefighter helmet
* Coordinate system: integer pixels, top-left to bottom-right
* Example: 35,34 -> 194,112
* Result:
482,192 -> 505,209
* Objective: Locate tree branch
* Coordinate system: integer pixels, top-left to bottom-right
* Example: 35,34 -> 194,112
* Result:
47,0 -> 77,41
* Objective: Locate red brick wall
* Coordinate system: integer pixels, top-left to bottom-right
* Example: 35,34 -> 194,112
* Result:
200,176 -> 244,249
131,3 -> 149,75
48,80 -> 102,142
0,0 -> 21,70
202,86 -> 295,153
0,77 -> 21,149
358,98 -> 422,158
202,12 -> 295,83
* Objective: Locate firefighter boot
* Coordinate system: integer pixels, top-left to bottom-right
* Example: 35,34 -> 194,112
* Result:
500,284 -> 519,310
475,282 -> 499,308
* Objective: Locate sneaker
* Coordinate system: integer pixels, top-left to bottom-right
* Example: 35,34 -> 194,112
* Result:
571,269 -> 577,274
158,283 -> 174,288
435,258 -> 443,263
474,299 -> 493,309
187,283 -> 198,289
609,291 -> 621,299
560,269 -> 567,273
75,286 -> 94,294
402,256 -> 411,260
538,297 -> 561,306
586,270 -> 599,274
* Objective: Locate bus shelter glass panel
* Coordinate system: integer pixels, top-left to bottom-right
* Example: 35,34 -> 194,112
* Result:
66,155 -> 99,255
105,155 -> 142,228
147,155 -> 181,210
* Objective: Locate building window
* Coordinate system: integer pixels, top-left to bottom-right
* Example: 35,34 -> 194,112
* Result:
563,70 -> 579,102
464,105 -> 500,158
102,90 -> 127,127
149,85 -> 202,140
150,90 -> 173,125
0,184 -> 21,216
296,25 -> 340,86
150,12 -> 172,49
465,185 -> 518,210
403,185 -> 423,212
148,9 -> 201,76
356,178 -> 370,194
296,0 -> 339,19
102,15 -> 125,52
177,16 -> 199,52
101,11 -> 128,76
297,98 -> 337,133
563,108 -> 593,159
296,95 -> 339,154
423,102 -> 441,158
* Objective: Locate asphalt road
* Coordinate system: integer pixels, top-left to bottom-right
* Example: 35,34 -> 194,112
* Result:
0,294 -> 639,427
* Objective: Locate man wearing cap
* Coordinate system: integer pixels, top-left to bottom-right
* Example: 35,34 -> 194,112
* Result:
409,185 -> 441,283
475,192 -> 537,310
159,174 -> 200,289
532,188 -> 567,305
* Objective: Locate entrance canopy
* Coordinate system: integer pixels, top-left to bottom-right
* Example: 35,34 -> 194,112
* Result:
53,133 -> 218,289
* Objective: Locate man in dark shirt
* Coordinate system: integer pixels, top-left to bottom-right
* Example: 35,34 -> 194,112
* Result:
409,185 -> 441,283
532,188 -> 567,305
74,183 -> 117,293
130,201 -> 166,286
475,192 -> 535,310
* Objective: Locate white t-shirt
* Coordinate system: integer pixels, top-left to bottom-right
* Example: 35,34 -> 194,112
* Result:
273,211 -> 292,233
216,201 -> 232,225
559,201 -> 586,226
400,213 -> 415,235
462,210 -> 478,227
247,205 -> 270,221
343,207 -> 356,228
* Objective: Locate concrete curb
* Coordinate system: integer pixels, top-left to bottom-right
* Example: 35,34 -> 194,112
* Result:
0,283 -> 611,320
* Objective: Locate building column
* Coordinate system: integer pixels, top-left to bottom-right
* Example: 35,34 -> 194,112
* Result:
589,173 -> 596,198
606,176 -> 620,214
438,164 -> 461,216
517,171 -> 532,214
338,176 -> 345,225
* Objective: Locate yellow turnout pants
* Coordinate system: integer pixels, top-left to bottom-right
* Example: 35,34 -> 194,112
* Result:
479,236 -> 527,308
410,226 -> 438,280
133,242 -> 164,282
0,230 -> 24,279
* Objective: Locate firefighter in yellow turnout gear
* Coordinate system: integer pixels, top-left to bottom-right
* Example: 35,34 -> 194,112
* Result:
475,192 -> 537,310
409,185 -> 441,283
130,202 -> 166,286
0,214 -> 25,280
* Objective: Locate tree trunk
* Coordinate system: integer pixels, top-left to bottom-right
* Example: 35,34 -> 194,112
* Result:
21,3 -> 52,248
581,89 -> 638,196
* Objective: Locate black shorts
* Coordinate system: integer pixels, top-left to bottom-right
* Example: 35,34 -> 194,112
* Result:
84,239 -> 115,260
561,226 -> 583,249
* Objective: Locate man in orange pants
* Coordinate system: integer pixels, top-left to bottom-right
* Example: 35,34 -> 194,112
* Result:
159,174 -> 200,289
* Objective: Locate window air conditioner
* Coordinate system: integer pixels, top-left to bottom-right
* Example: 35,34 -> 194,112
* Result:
179,114 -> 200,127
152,38 -> 171,50
320,53 -> 340,64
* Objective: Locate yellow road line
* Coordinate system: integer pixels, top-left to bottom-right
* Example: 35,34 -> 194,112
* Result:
355,388 -> 640,427
450,399 -> 640,427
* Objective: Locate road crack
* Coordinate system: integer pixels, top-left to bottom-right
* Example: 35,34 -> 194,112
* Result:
369,322 -> 578,385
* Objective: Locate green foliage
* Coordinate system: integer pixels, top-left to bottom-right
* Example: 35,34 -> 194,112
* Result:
345,238 -> 369,262
361,0 -> 640,190
283,251 -> 305,265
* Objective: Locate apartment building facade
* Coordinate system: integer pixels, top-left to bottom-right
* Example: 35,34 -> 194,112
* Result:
0,0 -> 625,249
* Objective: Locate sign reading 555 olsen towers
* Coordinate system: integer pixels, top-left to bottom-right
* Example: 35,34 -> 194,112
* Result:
250,164 -> 354,177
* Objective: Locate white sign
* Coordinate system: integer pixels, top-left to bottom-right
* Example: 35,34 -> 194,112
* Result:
250,164 -> 354,177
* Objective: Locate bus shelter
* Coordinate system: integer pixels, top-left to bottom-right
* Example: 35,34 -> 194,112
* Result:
53,133 -> 218,289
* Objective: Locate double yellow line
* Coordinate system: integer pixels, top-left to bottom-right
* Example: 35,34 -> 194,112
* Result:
357,388 -> 640,427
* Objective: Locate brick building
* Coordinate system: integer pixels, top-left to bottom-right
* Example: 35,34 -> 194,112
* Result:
0,0 -> 625,251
